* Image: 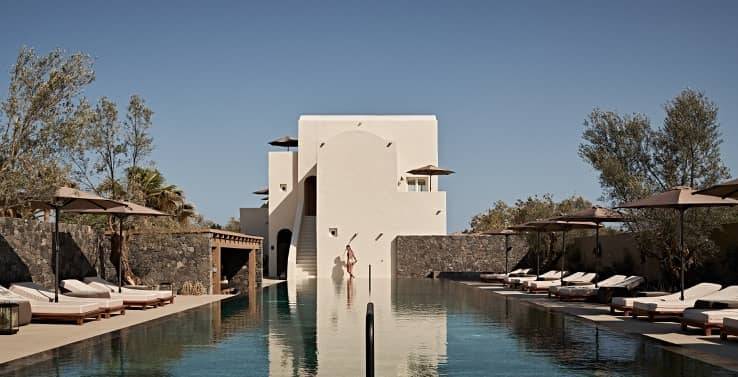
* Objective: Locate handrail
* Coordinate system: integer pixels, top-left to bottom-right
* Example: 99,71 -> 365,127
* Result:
366,302 -> 374,377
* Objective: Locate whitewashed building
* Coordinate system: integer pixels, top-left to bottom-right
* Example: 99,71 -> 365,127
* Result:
241,115 -> 448,279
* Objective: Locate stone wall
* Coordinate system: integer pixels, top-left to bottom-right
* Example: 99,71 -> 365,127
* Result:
121,232 -> 213,291
0,218 -> 103,288
393,234 -> 529,278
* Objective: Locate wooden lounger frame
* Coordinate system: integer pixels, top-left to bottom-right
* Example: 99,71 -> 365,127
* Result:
681,317 -> 722,336
631,307 -> 683,321
100,304 -> 126,318
123,298 -> 160,309
610,304 -> 633,316
33,309 -> 103,325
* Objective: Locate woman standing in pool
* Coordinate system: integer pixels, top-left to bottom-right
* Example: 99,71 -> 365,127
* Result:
345,245 -> 357,279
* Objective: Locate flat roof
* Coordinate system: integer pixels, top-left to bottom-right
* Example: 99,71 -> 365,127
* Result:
299,114 -> 437,122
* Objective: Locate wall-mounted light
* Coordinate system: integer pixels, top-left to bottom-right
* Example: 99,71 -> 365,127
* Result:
357,122 -> 362,127
386,142 -> 392,147
436,210 -> 443,215
280,184 -> 287,191
320,142 -> 325,148
329,228 -> 338,237
375,233 -> 383,241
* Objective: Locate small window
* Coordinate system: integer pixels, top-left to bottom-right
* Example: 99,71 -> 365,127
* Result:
280,184 -> 287,191
407,177 -> 428,192
329,228 -> 338,237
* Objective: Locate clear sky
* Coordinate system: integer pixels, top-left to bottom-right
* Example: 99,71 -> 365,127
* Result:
1,1 -> 737,232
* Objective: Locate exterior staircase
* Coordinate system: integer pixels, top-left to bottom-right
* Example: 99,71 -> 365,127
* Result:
294,216 -> 317,278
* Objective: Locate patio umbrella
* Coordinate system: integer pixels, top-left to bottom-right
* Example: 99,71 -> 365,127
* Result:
553,207 -> 625,287
406,165 -> 455,192
66,200 -> 169,293
252,188 -> 269,195
508,223 -> 540,277
617,186 -> 738,300
268,136 -> 298,151
483,229 -> 518,275
694,178 -> 738,199
30,187 -> 127,302
527,219 -> 601,283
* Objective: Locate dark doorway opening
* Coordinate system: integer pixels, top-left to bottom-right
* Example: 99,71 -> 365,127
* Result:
304,176 -> 317,216
276,229 -> 292,279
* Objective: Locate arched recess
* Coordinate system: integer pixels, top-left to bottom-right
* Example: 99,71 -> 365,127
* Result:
304,176 -> 317,216
276,229 -> 293,279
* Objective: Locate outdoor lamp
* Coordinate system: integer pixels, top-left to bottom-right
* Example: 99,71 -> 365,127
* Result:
0,302 -> 20,335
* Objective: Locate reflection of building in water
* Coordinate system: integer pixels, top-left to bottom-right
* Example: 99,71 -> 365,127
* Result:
265,280 -> 318,376
316,278 -> 447,376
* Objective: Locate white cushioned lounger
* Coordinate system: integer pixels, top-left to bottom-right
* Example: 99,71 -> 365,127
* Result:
481,268 -> 531,281
552,275 -> 628,299
63,279 -> 160,309
6,285 -> 102,325
85,277 -> 174,304
527,272 -> 595,292
682,308 -> 738,336
632,284 -> 732,319
611,282 -> 720,316
11,282 -> 126,318
506,270 -> 560,286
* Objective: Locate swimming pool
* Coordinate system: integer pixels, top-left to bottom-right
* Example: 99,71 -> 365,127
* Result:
2,279 -> 736,376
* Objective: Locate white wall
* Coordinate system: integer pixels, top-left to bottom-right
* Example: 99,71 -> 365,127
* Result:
314,127 -> 446,278
267,151 -> 298,277
239,207 -> 269,254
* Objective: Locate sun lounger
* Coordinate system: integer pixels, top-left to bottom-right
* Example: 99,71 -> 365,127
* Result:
527,272 -> 596,293
611,283 -> 721,316
84,277 -> 174,305
10,282 -> 126,318
3,285 -> 101,325
519,271 -> 568,290
682,307 -> 738,336
505,270 -> 561,288
633,284 -> 731,320
552,275 -> 628,299
62,279 -> 160,309
480,268 -> 531,282
0,286 -> 32,326
721,317 -> 738,340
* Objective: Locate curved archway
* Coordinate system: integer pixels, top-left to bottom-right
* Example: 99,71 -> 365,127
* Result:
276,229 -> 292,279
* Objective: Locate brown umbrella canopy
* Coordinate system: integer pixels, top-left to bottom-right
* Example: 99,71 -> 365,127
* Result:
527,219 -> 600,282
617,186 -> 738,209
694,178 -> 738,199
406,164 -> 455,176
268,136 -> 298,148
553,206 -> 624,223
483,228 -> 520,274
253,188 -> 269,195
617,186 -> 738,300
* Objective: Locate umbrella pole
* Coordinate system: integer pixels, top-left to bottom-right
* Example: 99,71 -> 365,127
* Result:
504,234 -> 509,275
54,207 -> 60,303
118,216 -> 123,294
536,231 -> 541,278
595,225 -> 600,288
561,231 -> 566,283
680,209 -> 685,301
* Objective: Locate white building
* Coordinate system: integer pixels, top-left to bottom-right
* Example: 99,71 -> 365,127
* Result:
241,115 -> 448,280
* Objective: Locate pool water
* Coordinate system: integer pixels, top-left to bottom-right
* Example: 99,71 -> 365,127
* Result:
1,279 -> 736,376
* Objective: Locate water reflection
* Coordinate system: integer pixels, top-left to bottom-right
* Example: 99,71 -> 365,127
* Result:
1,280 -> 736,377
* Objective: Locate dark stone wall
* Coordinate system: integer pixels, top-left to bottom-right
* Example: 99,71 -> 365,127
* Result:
0,218 -> 102,288
393,235 -> 529,278
120,232 -> 212,291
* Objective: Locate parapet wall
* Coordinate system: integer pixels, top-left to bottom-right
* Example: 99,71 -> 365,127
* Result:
393,234 -> 529,278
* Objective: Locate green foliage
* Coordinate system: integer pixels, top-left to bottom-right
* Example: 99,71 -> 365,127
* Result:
579,88 -> 734,289
223,217 -> 241,232
469,193 -> 593,257
0,47 -> 95,215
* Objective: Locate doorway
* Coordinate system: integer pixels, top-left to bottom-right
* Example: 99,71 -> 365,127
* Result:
276,229 -> 292,279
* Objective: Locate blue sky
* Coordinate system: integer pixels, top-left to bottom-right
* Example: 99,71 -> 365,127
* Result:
1,1 -> 737,231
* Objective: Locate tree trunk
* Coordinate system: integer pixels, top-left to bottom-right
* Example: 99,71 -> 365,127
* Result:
110,226 -> 138,285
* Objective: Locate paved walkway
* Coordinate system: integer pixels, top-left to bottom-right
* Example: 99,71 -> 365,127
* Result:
460,281 -> 738,372
0,294 -> 231,365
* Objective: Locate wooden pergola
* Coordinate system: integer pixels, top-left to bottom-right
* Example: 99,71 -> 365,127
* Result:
201,229 -> 263,294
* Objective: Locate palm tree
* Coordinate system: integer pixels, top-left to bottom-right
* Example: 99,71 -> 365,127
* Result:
126,167 -> 195,224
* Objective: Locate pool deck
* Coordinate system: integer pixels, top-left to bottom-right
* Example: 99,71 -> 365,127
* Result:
0,294 -> 231,365
460,281 -> 738,372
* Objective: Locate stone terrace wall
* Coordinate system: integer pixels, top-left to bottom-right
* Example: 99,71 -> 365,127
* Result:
0,218 -> 104,288
394,234 -> 529,278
